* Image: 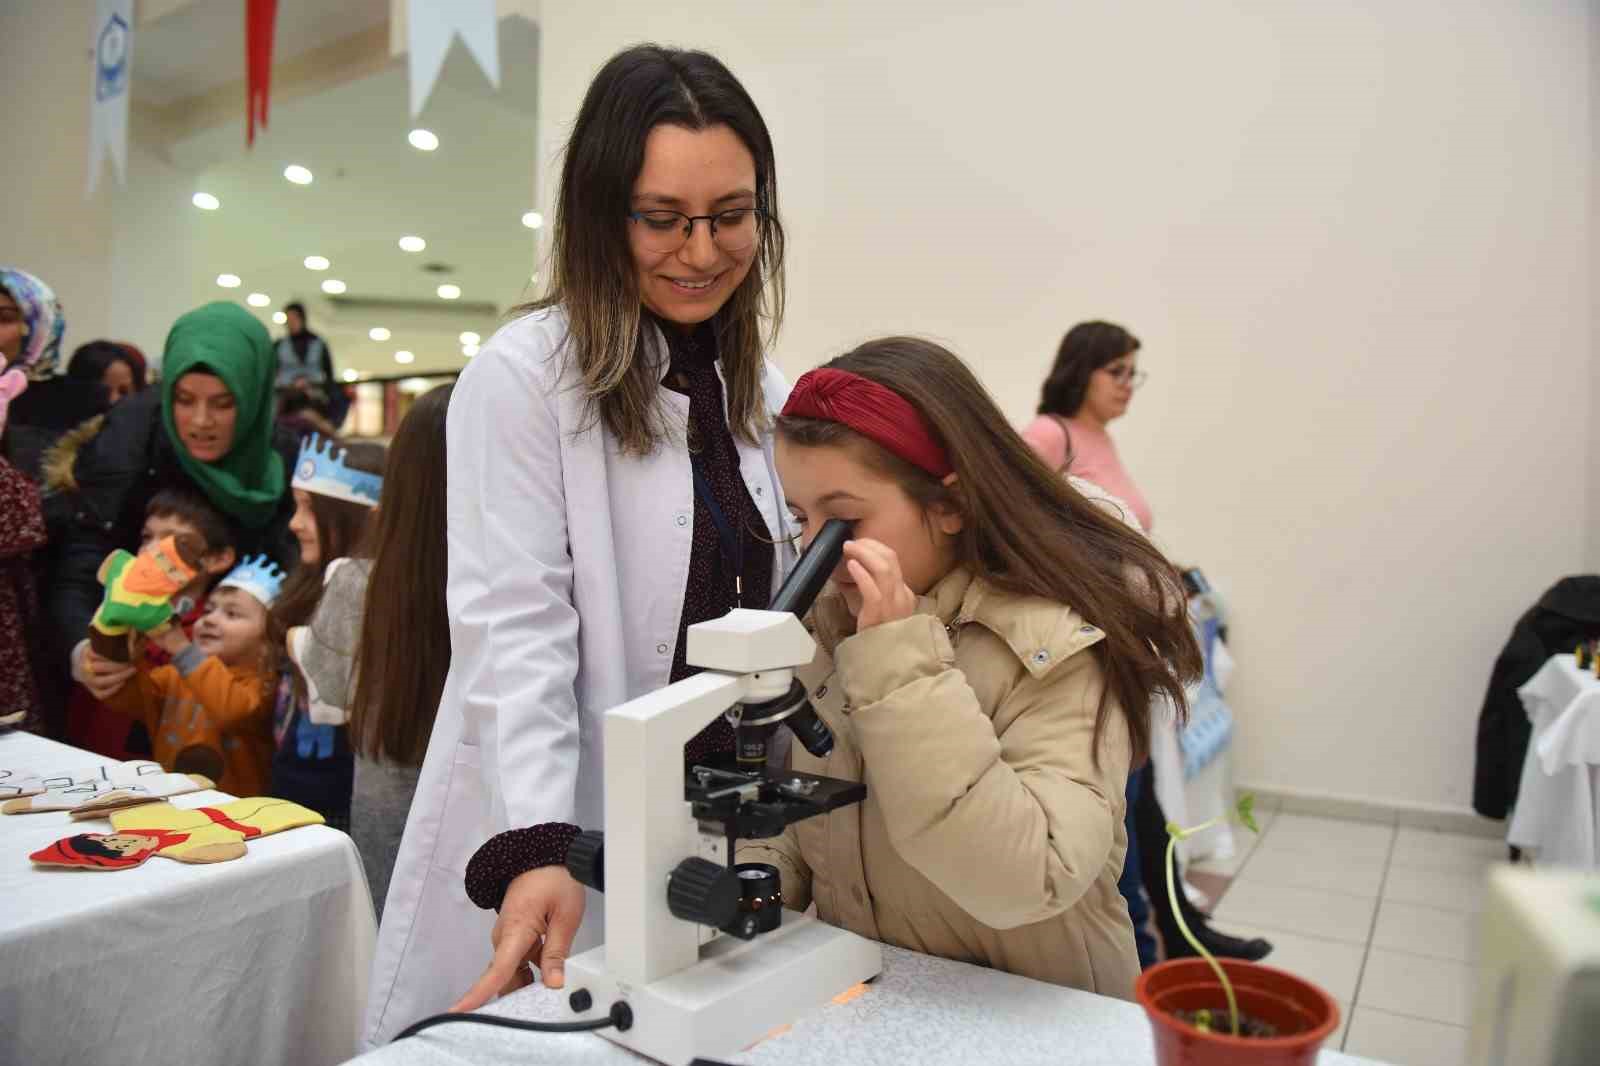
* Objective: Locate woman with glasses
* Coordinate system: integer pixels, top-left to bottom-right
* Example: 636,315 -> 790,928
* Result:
361,45 -> 797,1044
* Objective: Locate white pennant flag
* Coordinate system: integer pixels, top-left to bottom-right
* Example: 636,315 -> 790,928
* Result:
408,0 -> 500,118
87,0 -> 134,195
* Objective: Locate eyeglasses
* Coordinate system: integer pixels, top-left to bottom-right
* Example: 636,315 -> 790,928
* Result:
627,208 -> 766,254
1103,366 -> 1148,388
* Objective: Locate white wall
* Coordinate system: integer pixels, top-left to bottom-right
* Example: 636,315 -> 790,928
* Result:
538,0 -> 1595,812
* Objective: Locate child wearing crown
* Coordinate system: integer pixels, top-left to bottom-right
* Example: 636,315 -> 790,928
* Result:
100,555 -> 284,797
268,434 -> 385,831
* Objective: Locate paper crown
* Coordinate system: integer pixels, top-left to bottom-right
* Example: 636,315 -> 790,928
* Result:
293,434 -> 382,508
217,554 -> 286,607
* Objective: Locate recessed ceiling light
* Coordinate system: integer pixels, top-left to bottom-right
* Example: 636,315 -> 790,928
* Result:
398,235 -> 426,253
321,279 -> 347,294
462,343 -> 480,358
408,129 -> 439,152
394,350 -> 415,364
304,255 -> 330,271
284,165 -> 314,185
459,331 -> 480,345
272,311 -> 287,325
192,192 -> 220,210
342,369 -> 360,383
369,326 -> 391,341
247,292 -> 270,307
436,284 -> 461,300
521,211 -> 543,230
216,273 -> 241,288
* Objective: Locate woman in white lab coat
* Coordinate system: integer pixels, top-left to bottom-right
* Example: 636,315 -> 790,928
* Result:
362,45 -> 796,1045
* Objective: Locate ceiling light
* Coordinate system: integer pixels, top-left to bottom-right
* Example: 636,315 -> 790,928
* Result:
284,165 -> 314,185
192,192 -> 220,210
394,350 -> 415,364
521,211 -> 543,230
369,326 -> 391,341
272,311 -> 287,325
304,255 -> 330,271
321,279 -> 347,294
247,293 -> 270,307
408,129 -> 439,151
216,273 -> 241,288
398,235 -> 427,253
342,369 -> 360,383
462,343 -> 480,358
436,284 -> 461,300
459,331 -> 480,345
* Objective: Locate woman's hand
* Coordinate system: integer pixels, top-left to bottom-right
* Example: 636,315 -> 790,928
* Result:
72,640 -> 136,700
843,539 -> 917,631
451,865 -> 587,1012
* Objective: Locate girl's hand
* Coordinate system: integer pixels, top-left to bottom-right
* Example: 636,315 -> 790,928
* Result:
73,641 -> 137,700
843,539 -> 917,630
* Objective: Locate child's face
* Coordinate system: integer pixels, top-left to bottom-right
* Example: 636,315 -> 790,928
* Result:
141,514 -> 233,596
288,490 -> 321,566
777,439 -> 963,618
193,587 -> 268,665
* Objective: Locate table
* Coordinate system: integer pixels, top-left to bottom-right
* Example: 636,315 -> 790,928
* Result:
0,729 -> 377,1066
347,943 -> 1387,1066
1508,654 -> 1600,868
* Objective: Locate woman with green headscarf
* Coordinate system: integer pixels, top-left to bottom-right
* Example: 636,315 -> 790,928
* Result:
47,302 -> 299,706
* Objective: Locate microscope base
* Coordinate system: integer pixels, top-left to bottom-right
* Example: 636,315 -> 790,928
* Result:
565,915 -> 883,1066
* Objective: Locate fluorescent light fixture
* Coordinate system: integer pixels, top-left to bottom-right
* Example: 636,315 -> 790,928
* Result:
284,165 -> 314,185
458,331 -> 480,345
369,327 -> 391,341
398,235 -> 426,253
394,350 -> 415,364
216,273 -> 241,288
272,311 -> 287,325
342,369 -> 360,383
321,279 -> 347,295
522,211 -> 543,229
408,129 -> 439,151
247,293 -> 270,307
462,343 -> 480,357
436,284 -> 461,300
192,192 -> 220,210
303,255 -> 330,271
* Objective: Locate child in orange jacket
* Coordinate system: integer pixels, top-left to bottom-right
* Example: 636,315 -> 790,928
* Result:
102,556 -> 285,797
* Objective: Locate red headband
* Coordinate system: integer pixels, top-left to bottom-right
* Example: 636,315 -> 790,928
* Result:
781,368 -> 952,478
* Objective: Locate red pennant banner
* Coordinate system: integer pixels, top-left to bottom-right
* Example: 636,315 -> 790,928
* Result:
245,0 -> 278,146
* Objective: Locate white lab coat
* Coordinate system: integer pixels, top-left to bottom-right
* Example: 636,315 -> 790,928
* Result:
362,307 -> 796,1046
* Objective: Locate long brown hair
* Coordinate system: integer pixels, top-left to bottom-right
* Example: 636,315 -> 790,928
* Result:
520,44 -> 786,455
271,441 -> 387,632
349,386 -> 452,765
778,337 -> 1200,766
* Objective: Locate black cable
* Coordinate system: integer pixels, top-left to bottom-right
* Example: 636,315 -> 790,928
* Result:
392,1001 -> 633,1041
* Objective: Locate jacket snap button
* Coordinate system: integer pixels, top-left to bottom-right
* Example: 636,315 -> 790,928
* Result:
675,514 -> 689,528
1032,650 -> 1051,665
755,486 -> 763,496
656,643 -> 669,655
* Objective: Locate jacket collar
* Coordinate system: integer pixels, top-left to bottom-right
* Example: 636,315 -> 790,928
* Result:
811,566 -> 1105,679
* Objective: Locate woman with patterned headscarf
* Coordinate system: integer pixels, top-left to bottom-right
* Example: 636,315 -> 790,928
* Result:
48,302 -> 300,711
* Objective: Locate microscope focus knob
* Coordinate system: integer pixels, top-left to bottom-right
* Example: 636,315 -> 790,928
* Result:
566,830 -> 605,892
667,857 -> 741,928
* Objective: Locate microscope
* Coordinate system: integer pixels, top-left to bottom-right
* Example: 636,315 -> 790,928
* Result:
561,519 -> 883,1065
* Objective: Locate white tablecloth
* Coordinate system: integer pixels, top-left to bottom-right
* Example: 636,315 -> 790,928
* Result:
345,943 -> 1387,1066
0,729 -> 377,1066
1508,655 -> 1600,868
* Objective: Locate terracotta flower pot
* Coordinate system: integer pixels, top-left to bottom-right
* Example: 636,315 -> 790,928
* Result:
1135,957 -> 1340,1066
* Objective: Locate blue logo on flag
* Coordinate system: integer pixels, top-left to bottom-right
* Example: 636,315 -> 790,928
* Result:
96,13 -> 130,102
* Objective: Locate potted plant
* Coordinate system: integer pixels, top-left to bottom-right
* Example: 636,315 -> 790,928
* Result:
1134,796 -> 1341,1066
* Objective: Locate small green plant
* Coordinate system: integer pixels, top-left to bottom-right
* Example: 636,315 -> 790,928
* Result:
1164,794 -> 1261,1038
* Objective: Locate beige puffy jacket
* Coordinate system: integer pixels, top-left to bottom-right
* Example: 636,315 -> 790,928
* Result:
738,566 -> 1141,999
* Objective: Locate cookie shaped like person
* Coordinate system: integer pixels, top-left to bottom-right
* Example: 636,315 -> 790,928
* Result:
88,533 -> 205,661
29,797 -> 324,870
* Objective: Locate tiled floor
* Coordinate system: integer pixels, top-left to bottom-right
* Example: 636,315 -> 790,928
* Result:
1191,803 -> 1502,1066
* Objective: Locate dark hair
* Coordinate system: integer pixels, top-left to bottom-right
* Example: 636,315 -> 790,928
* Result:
522,43 -> 786,455
351,386 -> 453,765
67,340 -> 146,392
778,337 -> 1200,767
284,302 -> 307,321
271,441 -> 387,632
1037,321 -> 1140,418
145,489 -> 235,557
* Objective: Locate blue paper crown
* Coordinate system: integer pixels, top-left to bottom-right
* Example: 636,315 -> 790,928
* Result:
217,554 -> 287,607
293,434 -> 382,508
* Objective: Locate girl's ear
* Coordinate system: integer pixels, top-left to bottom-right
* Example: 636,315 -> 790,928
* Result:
202,547 -> 237,577
932,473 -> 965,536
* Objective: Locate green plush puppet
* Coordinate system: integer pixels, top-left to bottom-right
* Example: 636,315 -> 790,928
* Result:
88,533 -> 205,662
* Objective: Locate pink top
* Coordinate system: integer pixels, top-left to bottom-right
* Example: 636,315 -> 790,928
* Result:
1021,414 -> 1154,532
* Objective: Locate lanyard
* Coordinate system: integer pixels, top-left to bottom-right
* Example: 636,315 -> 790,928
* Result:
691,454 -> 745,608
